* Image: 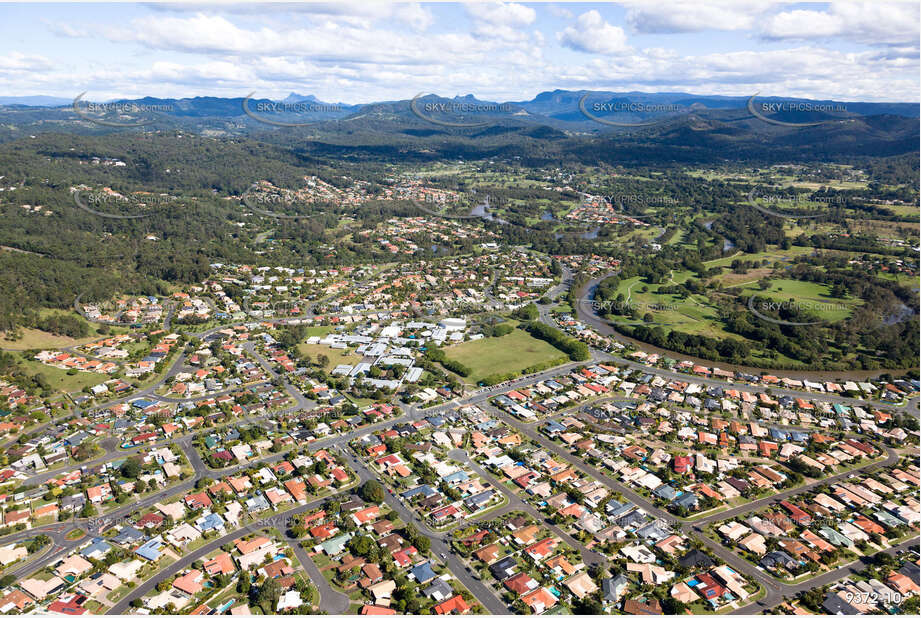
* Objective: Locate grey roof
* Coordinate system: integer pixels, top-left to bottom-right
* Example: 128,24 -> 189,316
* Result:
602,575 -> 629,602
423,578 -> 453,600
823,593 -> 861,615
112,527 -> 145,545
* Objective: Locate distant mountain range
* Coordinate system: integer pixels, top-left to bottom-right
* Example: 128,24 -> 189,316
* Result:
3,89 -> 917,119
0,90 -> 917,163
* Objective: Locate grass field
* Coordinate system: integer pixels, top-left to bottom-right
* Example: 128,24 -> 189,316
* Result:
703,245 -> 813,269
444,329 -> 564,383
296,343 -> 359,369
607,273 -> 733,339
738,279 -> 860,322
17,357 -> 109,391
0,328 -> 100,351
304,325 -> 335,337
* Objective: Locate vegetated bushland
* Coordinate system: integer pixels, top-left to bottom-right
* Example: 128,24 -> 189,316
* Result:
0,119 -> 915,346
594,248 -> 919,370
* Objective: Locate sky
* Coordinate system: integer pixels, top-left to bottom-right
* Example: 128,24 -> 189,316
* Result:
0,1 -> 918,103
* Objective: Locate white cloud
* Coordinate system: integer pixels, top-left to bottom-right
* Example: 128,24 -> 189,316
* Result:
466,2 -> 536,27
546,5 -> 573,20
0,51 -> 52,72
393,3 -> 434,31
5,3 -> 916,103
558,10 -> 630,54
466,2 -> 536,43
624,0 -> 762,33
760,2 -> 920,47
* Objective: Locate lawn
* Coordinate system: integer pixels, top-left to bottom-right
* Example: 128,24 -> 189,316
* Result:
605,274 -> 732,339
303,325 -> 335,337
443,329 -> 565,383
737,279 -> 861,323
296,343 -> 360,369
16,357 -> 108,391
0,327 -> 98,350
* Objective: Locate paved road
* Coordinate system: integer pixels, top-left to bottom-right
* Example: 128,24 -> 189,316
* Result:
453,384 -> 909,616
481,400 -> 680,526
448,448 -> 605,569
693,443 -> 899,526
6,277 -> 915,614
273,524 -> 350,614
730,536 -> 921,614
334,442 -> 510,614
107,493 -> 343,614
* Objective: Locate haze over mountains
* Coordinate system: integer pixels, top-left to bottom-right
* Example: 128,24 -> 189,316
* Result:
1,90 -> 917,166
3,89 -> 917,118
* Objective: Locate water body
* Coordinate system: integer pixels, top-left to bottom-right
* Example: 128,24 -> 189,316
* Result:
541,211 -> 555,221
703,220 -> 734,251
883,303 -> 916,326
469,197 -> 508,224
555,227 -> 599,240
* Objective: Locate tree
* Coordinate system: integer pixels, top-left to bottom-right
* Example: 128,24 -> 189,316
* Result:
237,573 -> 251,595
359,479 -> 385,504
403,523 -> 431,553
120,457 -> 142,479
26,535 -> 51,553
348,535 -> 376,558
253,576 -> 280,612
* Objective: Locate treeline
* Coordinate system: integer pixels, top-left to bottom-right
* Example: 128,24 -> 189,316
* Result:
424,345 -> 471,377
523,320 -> 590,361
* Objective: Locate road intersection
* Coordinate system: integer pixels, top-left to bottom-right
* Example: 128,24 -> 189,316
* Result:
3,295 -> 917,615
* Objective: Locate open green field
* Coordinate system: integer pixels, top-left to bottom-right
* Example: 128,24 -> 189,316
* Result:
737,279 -> 860,322
884,204 -> 920,217
599,262 -> 873,367
0,328 -> 98,351
703,245 -> 814,268
444,329 -> 564,383
296,343 -> 358,369
17,357 -> 109,391
608,274 -> 733,339
303,325 -> 335,337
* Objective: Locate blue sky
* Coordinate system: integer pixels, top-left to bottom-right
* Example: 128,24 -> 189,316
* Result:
1,1 -> 918,103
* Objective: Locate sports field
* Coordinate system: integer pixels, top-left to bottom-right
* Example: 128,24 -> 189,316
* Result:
444,329 -> 564,383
